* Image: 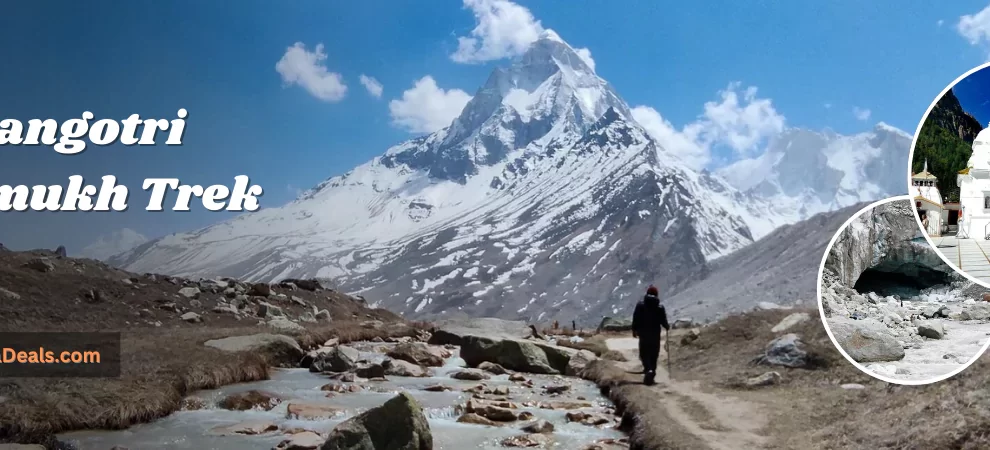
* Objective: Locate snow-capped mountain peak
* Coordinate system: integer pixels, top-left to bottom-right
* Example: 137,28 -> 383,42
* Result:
113,30 -> 910,325
379,33 -> 628,184
79,228 -> 149,262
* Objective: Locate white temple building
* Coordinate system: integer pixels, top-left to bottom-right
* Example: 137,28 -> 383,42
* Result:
956,127 -> 990,240
913,160 -> 945,236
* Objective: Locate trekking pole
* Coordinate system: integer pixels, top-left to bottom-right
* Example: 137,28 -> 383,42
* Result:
666,328 -> 671,379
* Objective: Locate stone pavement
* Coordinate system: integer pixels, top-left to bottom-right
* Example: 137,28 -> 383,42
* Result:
930,235 -> 990,284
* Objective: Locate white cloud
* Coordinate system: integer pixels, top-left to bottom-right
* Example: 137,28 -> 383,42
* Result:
452,0 -> 544,63
852,106 -> 872,121
389,76 -> 473,133
275,42 -> 347,102
824,102 -> 832,109
631,106 -> 708,170
937,19 -> 945,28
958,4 -> 990,51
700,83 -> 786,157
632,82 -> 785,168
574,47 -> 596,72
359,74 -> 384,98
451,0 -> 595,71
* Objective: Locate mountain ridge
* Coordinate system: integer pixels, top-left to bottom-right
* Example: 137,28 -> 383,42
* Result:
911,88 -> 983,201
113,31 -> 910,325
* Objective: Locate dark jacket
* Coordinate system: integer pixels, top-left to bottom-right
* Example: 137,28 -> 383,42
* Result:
632,294 -> 670,338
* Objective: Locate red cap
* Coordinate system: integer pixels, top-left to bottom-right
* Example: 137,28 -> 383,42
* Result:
646,285 -> 659,296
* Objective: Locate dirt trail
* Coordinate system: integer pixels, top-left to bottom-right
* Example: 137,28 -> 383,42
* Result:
606,336 -> 770,450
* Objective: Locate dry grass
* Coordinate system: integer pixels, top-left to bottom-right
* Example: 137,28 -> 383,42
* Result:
0,321 -> 423,446
579,360 -> 709,450
0,249 -> 429,446
669,308 -> 858,387
665,308 -> 990,449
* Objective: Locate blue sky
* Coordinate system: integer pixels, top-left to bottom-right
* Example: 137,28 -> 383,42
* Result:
954,65 -> 990,127
2,0 -> 990,252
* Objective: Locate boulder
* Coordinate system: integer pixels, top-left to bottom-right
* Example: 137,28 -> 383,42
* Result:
299,312 -> 318,323
680,329 -> 701,345
268,317 -> 306,333
565,411 -> 611,426
597,317 -> 632,332
54,245 -> 67,257
250,283 -> 272,297
383,359 -> 429,378
959,304 -> 990,321
316,346 -> 361,373
829,320 -> 904,363
565,350 -> 597,376
428,318 -> 532,346
275,431 -> 324,450
23,258 -> 54,272
320,392 -> 432,450
181,312 -> 202,323
287,402 -> 344,420
457,413 -> 500,426
744,371 -> 781,388
354,363 -> 386,379
386,342 -> 445,367
204,333 -> 303,365
258,302 -> 285,318
531,342 -> 576,372
501,434 -> 552,448
178,287 -> 200,299
754,334 -> 809,368
218,390 -> 281,411
450,368 -> 490,381
475,405 -> 518,422
771,313 -> 810,333
918,321 -> 945,339
478,361 -> 508,375
280,278 -> 324,291
671,318 -> 695,329
922,305 -> 950,319
209,420 -> 279,436
521,420 -> 554,434
460,336 -> 559,374
0,287 -> 20,301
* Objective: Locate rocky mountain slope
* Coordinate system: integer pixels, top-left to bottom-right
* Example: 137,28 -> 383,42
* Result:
113,30 -> 910,325
911,88 -> 984,201
0,248 -> 400,332
663,202 -> 868,323
922,89 -> 982,144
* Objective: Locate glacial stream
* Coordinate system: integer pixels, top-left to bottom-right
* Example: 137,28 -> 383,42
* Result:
59,342 -> 625,449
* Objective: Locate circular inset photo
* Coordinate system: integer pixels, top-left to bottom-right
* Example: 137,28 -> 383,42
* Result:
909,62 -> 990,287
818,196 -> 990,384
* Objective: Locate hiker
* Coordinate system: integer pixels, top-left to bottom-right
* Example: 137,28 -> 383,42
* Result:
632,284 -> 670,386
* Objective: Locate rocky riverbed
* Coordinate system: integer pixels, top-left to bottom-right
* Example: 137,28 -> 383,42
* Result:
822,275 -> 990,381
59,340 -> 627,450
819,200 -> 990,382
